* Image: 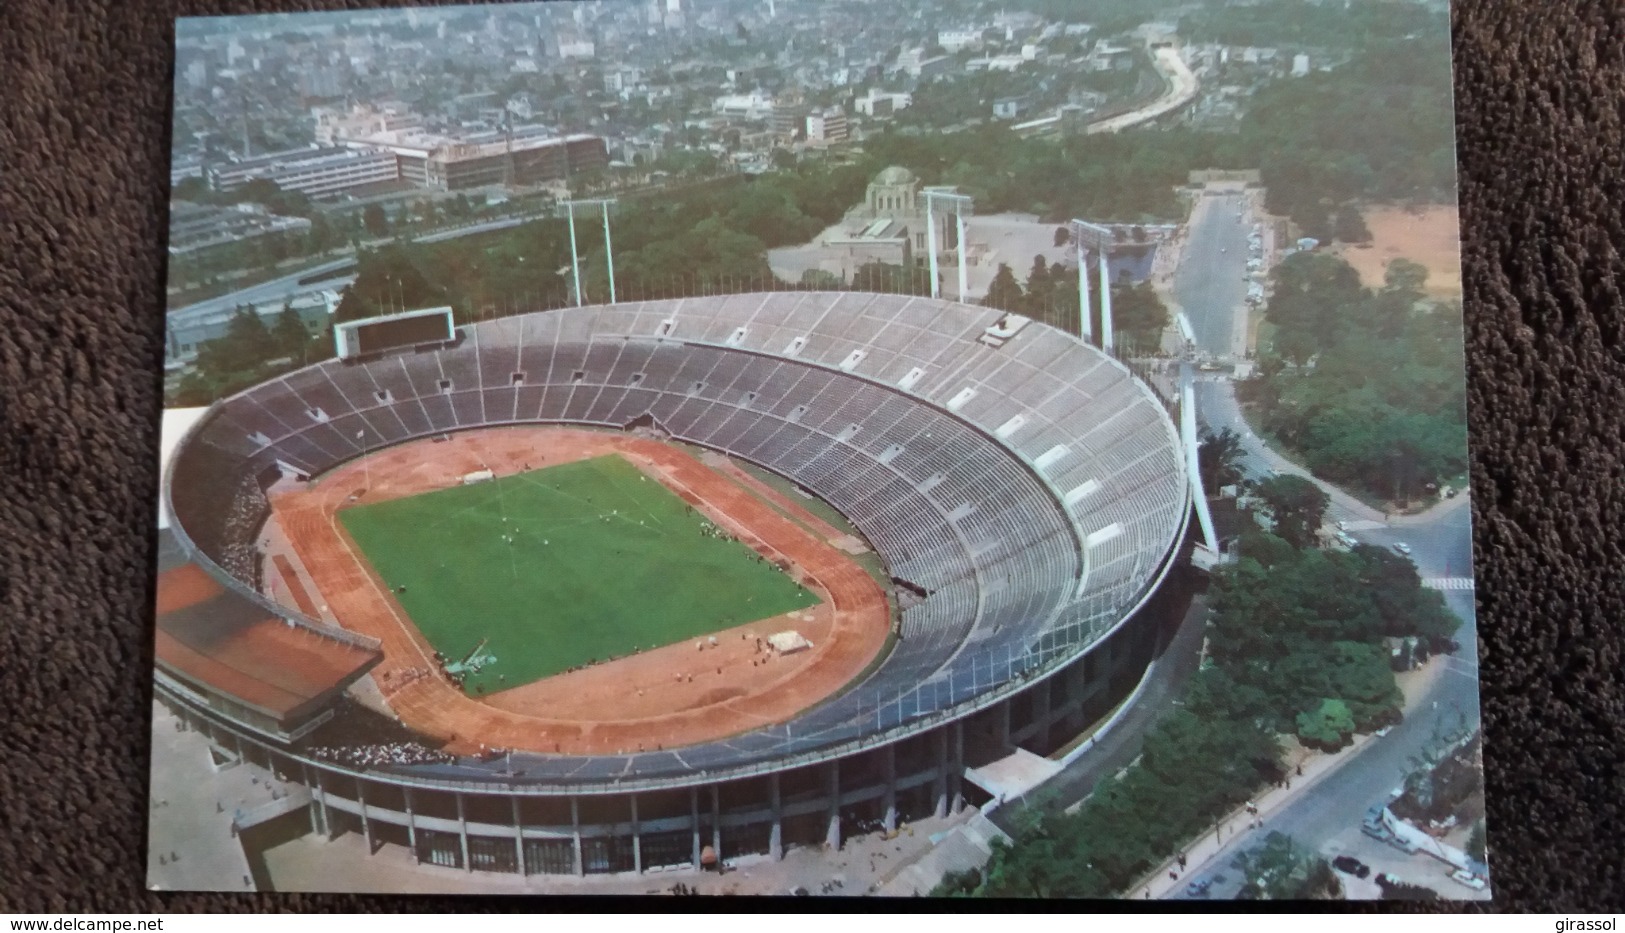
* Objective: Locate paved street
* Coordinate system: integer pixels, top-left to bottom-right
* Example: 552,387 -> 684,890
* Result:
1174,190 -> 1253,359
1164,179 -> 1484,902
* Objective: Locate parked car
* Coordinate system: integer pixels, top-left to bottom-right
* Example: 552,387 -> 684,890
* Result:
1449,870 -> 1487,891
1392,542 -> 1413,556
1332,855 -> 1371,879
1184,878 -> 1212,898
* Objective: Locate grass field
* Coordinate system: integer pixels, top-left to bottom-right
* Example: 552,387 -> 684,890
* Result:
338,454 -> 820,695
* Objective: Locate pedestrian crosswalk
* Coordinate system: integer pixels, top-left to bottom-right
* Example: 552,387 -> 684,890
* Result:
1423,577 -> 1476,591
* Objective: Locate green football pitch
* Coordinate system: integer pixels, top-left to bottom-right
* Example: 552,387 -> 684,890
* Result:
338,454 -> 819,695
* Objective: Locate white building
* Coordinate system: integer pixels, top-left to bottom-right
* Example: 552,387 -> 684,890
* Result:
713,91 -> 776,119
806,107 -> 848,144
558,38 -> 596,59
937,29 -> 983,53
854,89 -> 912,117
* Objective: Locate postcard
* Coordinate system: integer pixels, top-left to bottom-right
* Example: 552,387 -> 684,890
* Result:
149,0 -> 1483,900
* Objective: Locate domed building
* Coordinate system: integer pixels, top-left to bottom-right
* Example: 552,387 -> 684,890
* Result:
822,165 -> 959,280
857,166 -> 922,220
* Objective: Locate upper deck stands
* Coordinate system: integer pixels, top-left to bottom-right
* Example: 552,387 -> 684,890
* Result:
167,292 -> 1186,780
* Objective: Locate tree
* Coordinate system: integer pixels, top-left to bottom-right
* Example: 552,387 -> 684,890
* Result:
983,263 -> 1025,312
1465,820 -> 1487,863
1253,474 -> 1331,549
272,304 -> 313,362
1263,252 -> 1368,363
334,244 -> 453,323
1110,283 -> 1170,347
799,268 -> 842,289
1234,832 -> 1343,900
306,213 -> 335,254
1333,206 -> 1372,243
363,203 -> 389,238
172,175 -> 212,202
1199,428 -> 1246,491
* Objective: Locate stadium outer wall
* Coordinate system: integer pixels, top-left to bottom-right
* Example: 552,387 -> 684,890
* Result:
153,528 -> 1192,879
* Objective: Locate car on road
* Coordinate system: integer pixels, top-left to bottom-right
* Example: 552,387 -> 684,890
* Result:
1334,531 -> 1357,548
1392,542 -> 1413,556
1184,878 -> 1212,898
1332,856 -> 1371,879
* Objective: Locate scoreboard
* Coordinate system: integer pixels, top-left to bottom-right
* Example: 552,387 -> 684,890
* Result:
334,306 -> 456,360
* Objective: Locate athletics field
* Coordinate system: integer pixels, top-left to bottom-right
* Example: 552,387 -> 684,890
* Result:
337,454 -> 820,695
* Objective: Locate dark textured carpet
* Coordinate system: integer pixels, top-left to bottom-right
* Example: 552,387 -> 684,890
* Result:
1,0 -> 1621,913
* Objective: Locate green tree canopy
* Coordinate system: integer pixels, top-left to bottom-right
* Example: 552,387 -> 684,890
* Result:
1199,428 -> 1246,491
1254,474 -> 1330,549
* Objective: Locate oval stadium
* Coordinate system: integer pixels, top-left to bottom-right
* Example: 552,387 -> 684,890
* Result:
154,290 -> 1195,878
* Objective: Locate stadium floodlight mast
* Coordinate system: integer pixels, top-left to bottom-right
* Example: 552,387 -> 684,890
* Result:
562,198 -> 618,306
1069,220 -> 1116,351
922,188 -> 973,301
355,425 -> 371,492
1179,362 -> 1221,555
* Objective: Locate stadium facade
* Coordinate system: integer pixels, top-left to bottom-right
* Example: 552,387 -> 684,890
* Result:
155,291 -> 1193,877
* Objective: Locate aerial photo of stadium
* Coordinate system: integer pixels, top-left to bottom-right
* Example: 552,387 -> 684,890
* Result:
150,0 -> 1483,901
153,289 -> 1193,886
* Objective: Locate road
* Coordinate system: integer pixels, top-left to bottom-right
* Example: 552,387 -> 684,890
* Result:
167,213 -> 546,329
1173,191 -> 1253,359
1170,587 -> 1482,901
1167,168 -> 1484,902
1088,46 -> 1201,135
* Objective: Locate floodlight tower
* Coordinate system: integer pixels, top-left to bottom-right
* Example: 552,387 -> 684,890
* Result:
562,198 -> 619,305
1069,219 -> 1115,351
923,188 -> 973,301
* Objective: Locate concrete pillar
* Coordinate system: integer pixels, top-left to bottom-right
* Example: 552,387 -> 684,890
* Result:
313,770 -> 333,839
357,780 -> 374,854
1098,246 -> 1114,354
1032,679 -> 1053,749
925,198 -> 940,299
570,797 -> 584,876
882,746 -> 898,833
404,787 -> 420,863
950,722 -> 966,813
709,786 -> 722,861
455,793 -> 472,872
769,773 -> 784,860
512,797 -> 526,877
302,763 -> 320,837
825,759 -> 842,851
955,213 -> 969,301
630,795 -> 642,874
690,787 -> 702,868
1077,236 -> 1092,341
933,730 -> 949,819
996,699 -> 1013,750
